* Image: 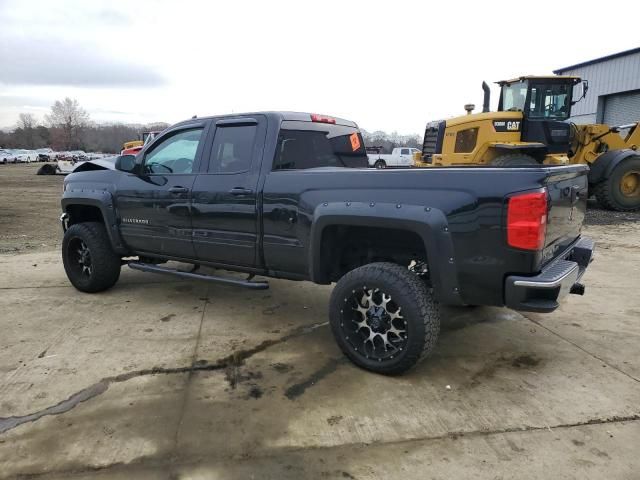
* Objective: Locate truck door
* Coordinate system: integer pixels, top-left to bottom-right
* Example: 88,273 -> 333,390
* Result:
191,116 -> 266,267
114,125 -> 207,259
400,148 -> 412,166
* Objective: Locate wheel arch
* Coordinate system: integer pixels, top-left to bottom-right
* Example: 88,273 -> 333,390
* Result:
308,203 -> 464,305
61,192 -> 129,255
587,148 -> 639,184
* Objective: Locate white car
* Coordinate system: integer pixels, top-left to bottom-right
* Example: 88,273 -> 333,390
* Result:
68,150 -> 87,160
1,149 -> 14,163
35,148 -> 56,161
367,147 -> 421,168
13,150 -> 38,163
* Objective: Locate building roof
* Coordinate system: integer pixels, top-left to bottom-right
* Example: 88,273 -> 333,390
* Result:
554,47 -> 640,73
497,75 -> 581,85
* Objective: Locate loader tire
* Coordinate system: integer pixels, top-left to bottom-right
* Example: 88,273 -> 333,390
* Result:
329,262 -> 440,375
593,156 -> 640,211
490,154 -> 539,166
62,222 -> 121,293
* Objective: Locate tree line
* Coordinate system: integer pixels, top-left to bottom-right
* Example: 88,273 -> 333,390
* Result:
360,130 -> 421,153
0,98 -> 168,154
1,98 -> 421,154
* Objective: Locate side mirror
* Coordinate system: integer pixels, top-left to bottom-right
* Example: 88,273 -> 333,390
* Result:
115,154 -> 136,173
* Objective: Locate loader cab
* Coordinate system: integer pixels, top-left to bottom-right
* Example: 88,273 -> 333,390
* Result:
497,76 -> 582,154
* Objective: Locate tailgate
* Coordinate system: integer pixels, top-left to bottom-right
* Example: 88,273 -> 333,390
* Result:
541,167 -> 588,265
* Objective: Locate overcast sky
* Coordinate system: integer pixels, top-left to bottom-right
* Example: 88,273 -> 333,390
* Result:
1,0 -> 638,134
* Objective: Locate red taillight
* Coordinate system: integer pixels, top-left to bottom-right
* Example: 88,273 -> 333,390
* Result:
507,191 -> 547,250
310,113 -> 336,124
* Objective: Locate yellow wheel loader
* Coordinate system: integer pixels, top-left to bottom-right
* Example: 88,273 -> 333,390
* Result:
416,76 -> 640,211
569,122 -> 640,211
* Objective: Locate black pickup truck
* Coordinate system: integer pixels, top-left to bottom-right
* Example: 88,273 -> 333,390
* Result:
60,112 -> 594,374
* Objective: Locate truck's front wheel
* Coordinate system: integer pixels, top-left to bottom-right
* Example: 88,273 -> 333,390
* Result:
62,222 -> 121,293
329,262 -> 440,375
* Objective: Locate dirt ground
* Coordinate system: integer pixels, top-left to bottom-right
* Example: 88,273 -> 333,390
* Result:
0,163 -> 639,479
0,163 -> 64,254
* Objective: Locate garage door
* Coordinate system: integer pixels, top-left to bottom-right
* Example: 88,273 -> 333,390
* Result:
602,90 -> 640,126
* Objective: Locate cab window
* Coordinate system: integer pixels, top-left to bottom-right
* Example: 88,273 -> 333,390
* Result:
502,81 -> 527,112
208,125 -> 258,173
528,83 -> 570,120
273,121 -> 368,170
144,128 -> 203,174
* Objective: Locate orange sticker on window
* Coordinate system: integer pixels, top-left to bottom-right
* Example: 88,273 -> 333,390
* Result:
349,133 -> 361,151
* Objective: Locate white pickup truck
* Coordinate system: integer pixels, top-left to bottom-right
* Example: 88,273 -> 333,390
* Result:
367,147 -> 420,168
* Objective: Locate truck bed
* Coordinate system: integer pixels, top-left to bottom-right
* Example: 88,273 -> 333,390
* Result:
261,164 -> 589,307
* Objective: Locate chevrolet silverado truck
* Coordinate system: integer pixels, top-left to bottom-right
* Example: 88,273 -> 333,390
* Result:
60,111 -> 594,374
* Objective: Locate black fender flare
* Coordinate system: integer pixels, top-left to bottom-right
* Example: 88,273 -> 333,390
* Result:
308,202 -> 464,306
588,149 -> 639,184
61,191 -> 128,255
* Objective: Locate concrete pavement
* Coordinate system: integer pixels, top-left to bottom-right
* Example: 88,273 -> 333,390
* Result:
0,222 -> 638,479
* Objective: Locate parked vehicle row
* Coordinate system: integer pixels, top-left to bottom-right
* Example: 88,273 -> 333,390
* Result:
0,148 -> 113,165
1,149 -> 40,163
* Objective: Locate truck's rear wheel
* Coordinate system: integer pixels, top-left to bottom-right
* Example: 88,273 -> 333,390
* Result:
62,222 -> 121,293
374,160 -> 386,169
593,156 -> 640,211
490,154 -> 538,166
329,262 -> 440,375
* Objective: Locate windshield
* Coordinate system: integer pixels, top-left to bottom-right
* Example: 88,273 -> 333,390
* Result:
501,81 -> 527,112
528,83 -> 571,120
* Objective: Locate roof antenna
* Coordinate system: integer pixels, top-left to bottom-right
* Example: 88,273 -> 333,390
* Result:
192,115 -> 197,119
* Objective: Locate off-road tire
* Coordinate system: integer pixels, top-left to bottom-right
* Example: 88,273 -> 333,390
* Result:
374,160 -> 386,169
329,262 -> 440,375
490,154 -> 539,166
62,222 -> 121,293
36,164 -> 56,175
593,156 -> 640,212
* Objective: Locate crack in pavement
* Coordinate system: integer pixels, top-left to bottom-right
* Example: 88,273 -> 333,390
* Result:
10,413 -> 640,479
520,313 -> 640,383
0,321 -> 328,435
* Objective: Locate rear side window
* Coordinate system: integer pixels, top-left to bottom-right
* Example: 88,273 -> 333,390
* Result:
273,121 -> 368,170
208,125 -> 257,173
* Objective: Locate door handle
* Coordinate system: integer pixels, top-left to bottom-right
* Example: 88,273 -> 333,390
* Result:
169,186 -> 189,194
229,187 -> 253,196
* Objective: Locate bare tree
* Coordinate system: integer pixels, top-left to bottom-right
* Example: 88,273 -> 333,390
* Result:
45,98 -> 90,150
18,113 -> 36,130
16,113 -> 37,148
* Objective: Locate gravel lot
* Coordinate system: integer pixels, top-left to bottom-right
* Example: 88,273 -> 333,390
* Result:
585,199 -> 640,225
1,163 -> 639,479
